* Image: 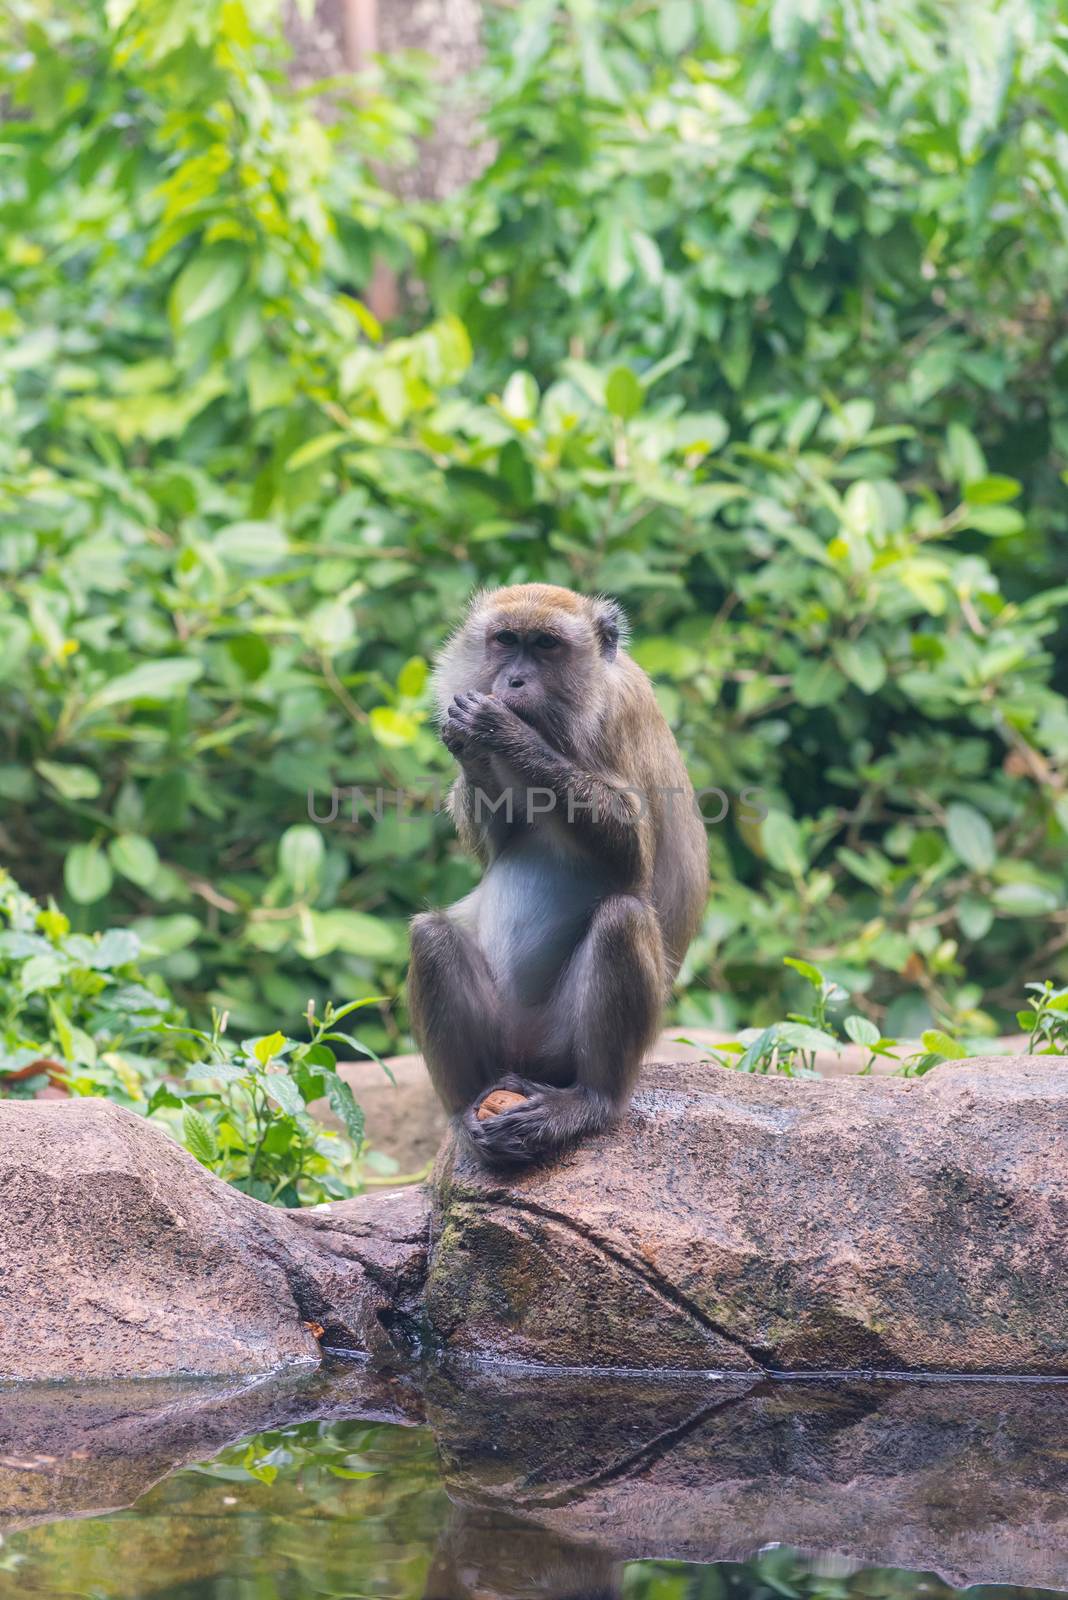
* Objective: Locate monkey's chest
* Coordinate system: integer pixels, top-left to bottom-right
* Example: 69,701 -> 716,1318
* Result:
474,847 -> 604,1006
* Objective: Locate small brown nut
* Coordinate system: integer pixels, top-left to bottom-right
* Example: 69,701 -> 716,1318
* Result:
476,1089 -> 529,1121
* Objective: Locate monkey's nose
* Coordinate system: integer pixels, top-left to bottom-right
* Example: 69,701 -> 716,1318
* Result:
508,676 -> 525,689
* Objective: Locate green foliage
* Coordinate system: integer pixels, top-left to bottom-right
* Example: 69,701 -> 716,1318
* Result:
0,866 -> 186,1101
1,0 -> 1067,1049
148,998 -> 381,1204
0,0 -> 456,1039
701,952 -> 1068,1079
0,867 -> 377,1203
1017,978 -> 1068,1054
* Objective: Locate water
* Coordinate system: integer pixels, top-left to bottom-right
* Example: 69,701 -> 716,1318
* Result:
1,1363 -> 1066,1599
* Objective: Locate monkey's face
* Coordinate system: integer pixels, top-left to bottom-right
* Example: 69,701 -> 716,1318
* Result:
435,584 -> 627,752
481,618 -> 573,731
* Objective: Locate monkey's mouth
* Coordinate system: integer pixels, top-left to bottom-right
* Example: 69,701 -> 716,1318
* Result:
500,694 -> 543,730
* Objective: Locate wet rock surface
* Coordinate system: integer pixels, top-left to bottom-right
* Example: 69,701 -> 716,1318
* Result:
3,1055 -> 1067,1382
428,1055 -> 1068,1373
0,1098 -> 429,1382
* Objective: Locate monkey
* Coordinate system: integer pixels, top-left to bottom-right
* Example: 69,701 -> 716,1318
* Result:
407,583 -> 709,1169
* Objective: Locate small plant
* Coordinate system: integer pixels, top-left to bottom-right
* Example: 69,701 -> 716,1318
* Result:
1,867 -> 385,1206
696,955 -> 1007,1078
1016,981 -> 1068,1055
702,957 -> 903,1077
148,999 -> 387,1206
0,868 -> 186,1103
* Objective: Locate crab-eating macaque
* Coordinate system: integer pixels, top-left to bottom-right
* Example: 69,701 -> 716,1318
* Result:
407,583 -> 709,1168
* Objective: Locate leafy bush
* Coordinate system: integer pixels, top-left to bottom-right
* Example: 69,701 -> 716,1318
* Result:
0,868 -> 376,1203
704,953 -> 1065,1079
1,0 -> 1066,1049
149,999 -> 381,1205
0,867 -> 186,1101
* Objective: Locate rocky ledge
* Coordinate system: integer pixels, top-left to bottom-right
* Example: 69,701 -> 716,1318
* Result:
1,1055 -> 1066,1381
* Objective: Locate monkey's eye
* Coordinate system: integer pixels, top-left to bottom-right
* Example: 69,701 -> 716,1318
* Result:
533,634 -> 560,651
494,629 -> 520,647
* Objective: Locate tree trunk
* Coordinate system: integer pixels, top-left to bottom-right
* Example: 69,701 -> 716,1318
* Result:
286,0 -> 488,200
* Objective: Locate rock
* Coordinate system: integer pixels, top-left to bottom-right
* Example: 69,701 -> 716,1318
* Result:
0,1098 -> 429,1382
425,1055 -> 1068,1374
2,1056 -> 1067,1382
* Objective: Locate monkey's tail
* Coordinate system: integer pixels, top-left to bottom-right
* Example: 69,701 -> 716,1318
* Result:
461,1082 -> 615,1169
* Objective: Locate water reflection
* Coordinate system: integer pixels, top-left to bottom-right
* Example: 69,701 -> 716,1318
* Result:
1,1364 -> 1066,1598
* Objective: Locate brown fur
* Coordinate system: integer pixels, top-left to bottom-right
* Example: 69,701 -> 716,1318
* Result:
408,584 -> 709,1168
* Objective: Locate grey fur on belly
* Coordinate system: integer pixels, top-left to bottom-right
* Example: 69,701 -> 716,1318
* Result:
470,850 -> 606,1005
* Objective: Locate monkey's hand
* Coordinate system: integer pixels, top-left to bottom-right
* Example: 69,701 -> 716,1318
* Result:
446,690 -> 526,754
440,714 -> 470,759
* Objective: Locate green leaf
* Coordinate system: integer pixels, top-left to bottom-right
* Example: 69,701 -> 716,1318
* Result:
35,761 -> 101,801
213,521 -> 288,565
793,659 -> 843,707
325,1075 -> 365,1145
326,997 -> 387,1023
658,0 -> 694,52
278,825 -> 324,896
369,706 -> 419,748
957,895 -> 994,941
264,1070 -> 304,1116
87,659 -> 203,713
776,1022 -> 843,1055
960,506 -> 1025,536
500,370 -> 539,420
298,911 -> 398,962
254,1031 -> 287,1066
109,834 -> 160,890
946,423 -> 986,486
183,1107 -> 219,1166
397,657 -> 428,698
631,638 -> 701,678
783,956 -> 823,989
90,929 -> 141,969
762,812 -> 806,876
284,432 -> 350,472
921,1029 -> 967,1060
227,634 -> 271,680
963,475 -> 1021,504
844,1014 -> 880,1047
605,366 -> 642,420
64,844 -> 113,905
991,882 -> 1059,915
945,802 -> 995,873
132,914 -> 201,955
170,250 -> 244,326
833,639 -> 887,695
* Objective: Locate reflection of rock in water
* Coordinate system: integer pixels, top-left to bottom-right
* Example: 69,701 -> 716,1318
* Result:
424,1368 -> 1068,1593
0,1365 -> 424,1531
425,1506 -> 621,1600
2,1364 -> 1068,1594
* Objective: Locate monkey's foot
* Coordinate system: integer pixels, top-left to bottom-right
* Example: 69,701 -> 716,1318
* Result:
476,1089 -> 529,1121
462,1076 -> 550,1167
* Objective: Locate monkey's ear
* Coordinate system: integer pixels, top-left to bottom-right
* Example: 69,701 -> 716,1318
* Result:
590,596 -> 627,661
